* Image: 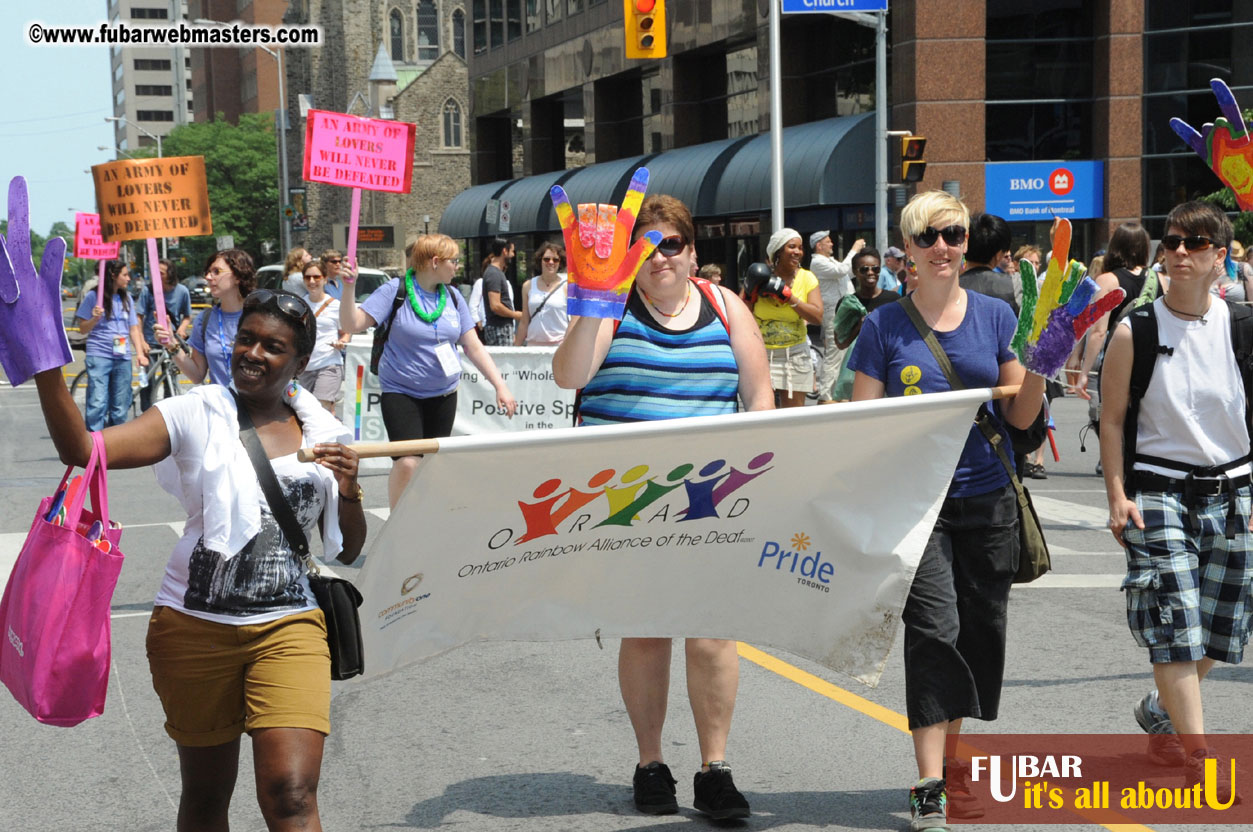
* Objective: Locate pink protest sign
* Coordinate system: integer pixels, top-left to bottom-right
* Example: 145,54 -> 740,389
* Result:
73,213 -> 120,260
302,109 -> 416,194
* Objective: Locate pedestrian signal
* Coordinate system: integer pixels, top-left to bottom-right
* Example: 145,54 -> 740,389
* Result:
901,136 -> 927,183
624,0 -> 666,59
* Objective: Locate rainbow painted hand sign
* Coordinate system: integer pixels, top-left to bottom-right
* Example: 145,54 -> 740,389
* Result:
1170,78 -> 1253,211
1011,218 -> 1124,378
550,168 -> 662,319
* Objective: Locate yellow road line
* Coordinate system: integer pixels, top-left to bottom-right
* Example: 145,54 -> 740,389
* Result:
737,642 -> 1155,832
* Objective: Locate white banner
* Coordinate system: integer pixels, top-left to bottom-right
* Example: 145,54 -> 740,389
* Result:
341,344 -> 574,468
350,389 -> 993,687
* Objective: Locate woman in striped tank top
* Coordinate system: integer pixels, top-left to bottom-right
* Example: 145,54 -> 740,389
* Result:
554,194 -> 771,819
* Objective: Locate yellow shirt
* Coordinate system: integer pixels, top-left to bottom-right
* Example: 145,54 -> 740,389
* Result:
753,268 -> 819,348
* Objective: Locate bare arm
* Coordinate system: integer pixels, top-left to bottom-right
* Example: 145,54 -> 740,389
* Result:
487,290 -> 523,320
1098,326 -> 1144,546
552,315 -> 616,389
1071,271 -> 1121,398
338,270 -> 378,334
76,308 -> 103,335
34,368 -> 171,468
459,326 -> 517,416
788,285 -> 823,326
851,371 -> 885,401
721,287 -> 773,411
514,279 -> 532,346
996,359 -> 1046,430
130,324 -> 149,365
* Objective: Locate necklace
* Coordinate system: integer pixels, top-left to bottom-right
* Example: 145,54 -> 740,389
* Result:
640,282 -> 692,318
405,268 -> 446,324
1162,296 -> 1209,323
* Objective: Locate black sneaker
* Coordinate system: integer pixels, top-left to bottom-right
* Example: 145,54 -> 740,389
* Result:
693,761 -> 751,819
909,778 -> 948,831
633,762 -> 678,815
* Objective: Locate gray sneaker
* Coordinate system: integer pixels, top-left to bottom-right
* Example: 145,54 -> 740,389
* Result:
1134,690 -> 1186,766
909,778 -> 949,832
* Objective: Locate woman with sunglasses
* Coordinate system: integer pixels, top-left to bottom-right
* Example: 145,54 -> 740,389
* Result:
752,228 -> 823,407
74,259 -> 148,430
849,190 -> 1045,832
1101,202 -> 1253,790
297,261 -> 351,412
29,287 -> 366,832
554,194 -> 771,821
340,233 -> 517,507
515,241 -> 570,346
158,249 -> 256,387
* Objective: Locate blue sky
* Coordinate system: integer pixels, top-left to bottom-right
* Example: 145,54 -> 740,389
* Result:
1,1 -> 117,237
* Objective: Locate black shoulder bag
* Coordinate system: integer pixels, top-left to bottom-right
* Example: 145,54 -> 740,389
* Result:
232,393 -> 365,679
898,296 -> 1051,583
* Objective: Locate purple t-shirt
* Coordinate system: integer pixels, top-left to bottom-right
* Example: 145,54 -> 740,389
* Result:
75,290 -> 139,360
360,278 -> 475,398
848,290 -> 1017,497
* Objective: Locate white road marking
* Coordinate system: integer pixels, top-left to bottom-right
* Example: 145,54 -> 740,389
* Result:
1013,574 -> 1124,589
1031,494 -> 1109,530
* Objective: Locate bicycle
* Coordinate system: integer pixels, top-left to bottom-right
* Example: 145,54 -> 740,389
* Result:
70,334 -> 189,416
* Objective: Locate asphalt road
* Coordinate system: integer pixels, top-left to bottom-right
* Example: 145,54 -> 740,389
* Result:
1,385 -> 1249,832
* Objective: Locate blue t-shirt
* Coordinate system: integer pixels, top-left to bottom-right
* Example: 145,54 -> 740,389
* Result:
848,290 -> 1016,497
136,283 -> 192,348
324,279 -> 343,300
75,290 -> 139,360
188,306 -> 242,387
360,278 -> 475,398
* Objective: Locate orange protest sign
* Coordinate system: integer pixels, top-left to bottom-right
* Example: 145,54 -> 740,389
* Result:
91,156 -> 213,243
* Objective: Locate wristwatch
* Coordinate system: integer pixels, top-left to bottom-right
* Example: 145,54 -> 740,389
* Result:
339,482 -> 364,503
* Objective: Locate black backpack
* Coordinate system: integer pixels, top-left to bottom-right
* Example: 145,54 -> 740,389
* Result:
1120,300 -> 1253,485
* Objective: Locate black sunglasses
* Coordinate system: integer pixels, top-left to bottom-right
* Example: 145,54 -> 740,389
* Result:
324,257 -> 343,264
912,225 -> 967,249
244,289 -> 313,326
654,235 -> 687,257
856,265 -> 879,274
1161,234 -> 1217,253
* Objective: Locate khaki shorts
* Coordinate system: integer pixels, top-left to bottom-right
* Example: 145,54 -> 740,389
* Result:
299,362 -> 345,403
767,341 -> 814,395
146,606 -> 331,746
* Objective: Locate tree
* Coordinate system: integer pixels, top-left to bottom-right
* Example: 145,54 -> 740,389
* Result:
136,113 -> 281,270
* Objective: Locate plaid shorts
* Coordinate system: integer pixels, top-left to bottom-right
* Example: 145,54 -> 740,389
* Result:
481,323 -> 515,346
1121,486 -> 1253,664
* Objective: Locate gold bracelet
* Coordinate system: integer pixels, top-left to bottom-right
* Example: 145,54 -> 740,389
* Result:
339,483 -> 364,503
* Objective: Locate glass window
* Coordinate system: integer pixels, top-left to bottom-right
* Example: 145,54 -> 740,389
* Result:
985,101 -> 1093,161
443,99 -> 463,147
1147,0 -> 1238,31
473,0 -> 487,53
135,84 -> 173,96
507,0 -> 522,40
133,58 -> 172,70
417,1 -> 439,60
490,0 -> 504,48
1142,156 -> 1227,226
568,0 -> 583,15
136,110 -> 175,122
985,41 -> 1093,100
986,0 -> 1093,40
1143,89 -> 1253,156
546,0 -> 561,24
526,0 -> 540,32
390,9 -> 404,61
1144,28 -> 1253,93
726,45 -> 758,138
130,7 -> 169,19
453,8 -> 466,57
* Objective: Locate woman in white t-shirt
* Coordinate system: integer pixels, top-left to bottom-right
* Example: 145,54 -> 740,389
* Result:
30,289 -> 367,831
297,260 -> 350,411
515,241 -> 570,346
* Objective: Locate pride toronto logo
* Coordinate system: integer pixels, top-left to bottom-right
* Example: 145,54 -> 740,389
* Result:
487,452 -> 774,550
757,532 -> 835,592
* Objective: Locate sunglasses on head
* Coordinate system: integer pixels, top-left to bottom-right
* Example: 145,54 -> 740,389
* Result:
912,225 -> 967,249
654,235 -> 687,257
244,289 -> 313,326
1162,234 -> 1217,253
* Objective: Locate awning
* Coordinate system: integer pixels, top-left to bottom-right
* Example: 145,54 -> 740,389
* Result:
438,112 -> 874,238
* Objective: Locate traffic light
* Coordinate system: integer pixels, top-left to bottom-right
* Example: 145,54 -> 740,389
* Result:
624,0 -> 666,59
901,136 -> 927,182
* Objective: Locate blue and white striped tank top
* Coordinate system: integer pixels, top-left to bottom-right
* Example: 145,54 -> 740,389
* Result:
579,285 -> 739,425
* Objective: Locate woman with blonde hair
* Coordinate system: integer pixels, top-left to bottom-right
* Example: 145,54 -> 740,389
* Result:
282,247 -> 312,295
850,189 -> 1045,831
340,234 -> 517,506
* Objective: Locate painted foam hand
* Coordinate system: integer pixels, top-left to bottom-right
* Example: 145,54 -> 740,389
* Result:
1011,218 -> 1124,378
1170,78 -> 1253,211
551,167 -> 662,319
0,177 -> 71,386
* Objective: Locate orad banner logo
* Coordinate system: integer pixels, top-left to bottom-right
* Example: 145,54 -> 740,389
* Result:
1049,167 -> 1074,196
487,452 -> 775,550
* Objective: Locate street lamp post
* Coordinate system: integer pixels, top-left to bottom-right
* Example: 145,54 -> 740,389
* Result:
104,116 -> 166,257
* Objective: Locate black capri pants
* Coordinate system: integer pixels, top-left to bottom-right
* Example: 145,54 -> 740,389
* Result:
902,482 -> 1019,730
380,390 -> 458,459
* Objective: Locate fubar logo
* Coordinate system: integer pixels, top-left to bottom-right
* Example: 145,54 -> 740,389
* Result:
487,452 -> 775,550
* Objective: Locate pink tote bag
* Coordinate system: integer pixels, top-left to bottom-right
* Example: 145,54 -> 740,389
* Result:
0,432 -> 124,726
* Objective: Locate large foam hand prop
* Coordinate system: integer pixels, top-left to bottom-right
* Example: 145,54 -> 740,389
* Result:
0,177 -> 71,386
1011,218 -> 1124,378
1170,78 -> 1253,211
551,167 -> 662,319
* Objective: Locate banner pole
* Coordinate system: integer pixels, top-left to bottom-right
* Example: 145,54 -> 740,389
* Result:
146,237 -> 168,335
297,437 -> 440,463
347,187 -> 362,266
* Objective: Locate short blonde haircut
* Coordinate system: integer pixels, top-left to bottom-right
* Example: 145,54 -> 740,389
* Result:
900,190 -> 970,239
283,247 -> 309,275
409,233 -> 461,273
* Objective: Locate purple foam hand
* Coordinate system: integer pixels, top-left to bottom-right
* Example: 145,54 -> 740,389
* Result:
0,177 -> 72,386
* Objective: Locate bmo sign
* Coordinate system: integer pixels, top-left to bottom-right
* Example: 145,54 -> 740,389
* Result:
985,160 -> 1103,220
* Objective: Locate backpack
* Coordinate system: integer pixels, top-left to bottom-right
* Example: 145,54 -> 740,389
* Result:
371,280 -> 465,375
572,277 -> 731,425
1120,300 -> 1253,486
